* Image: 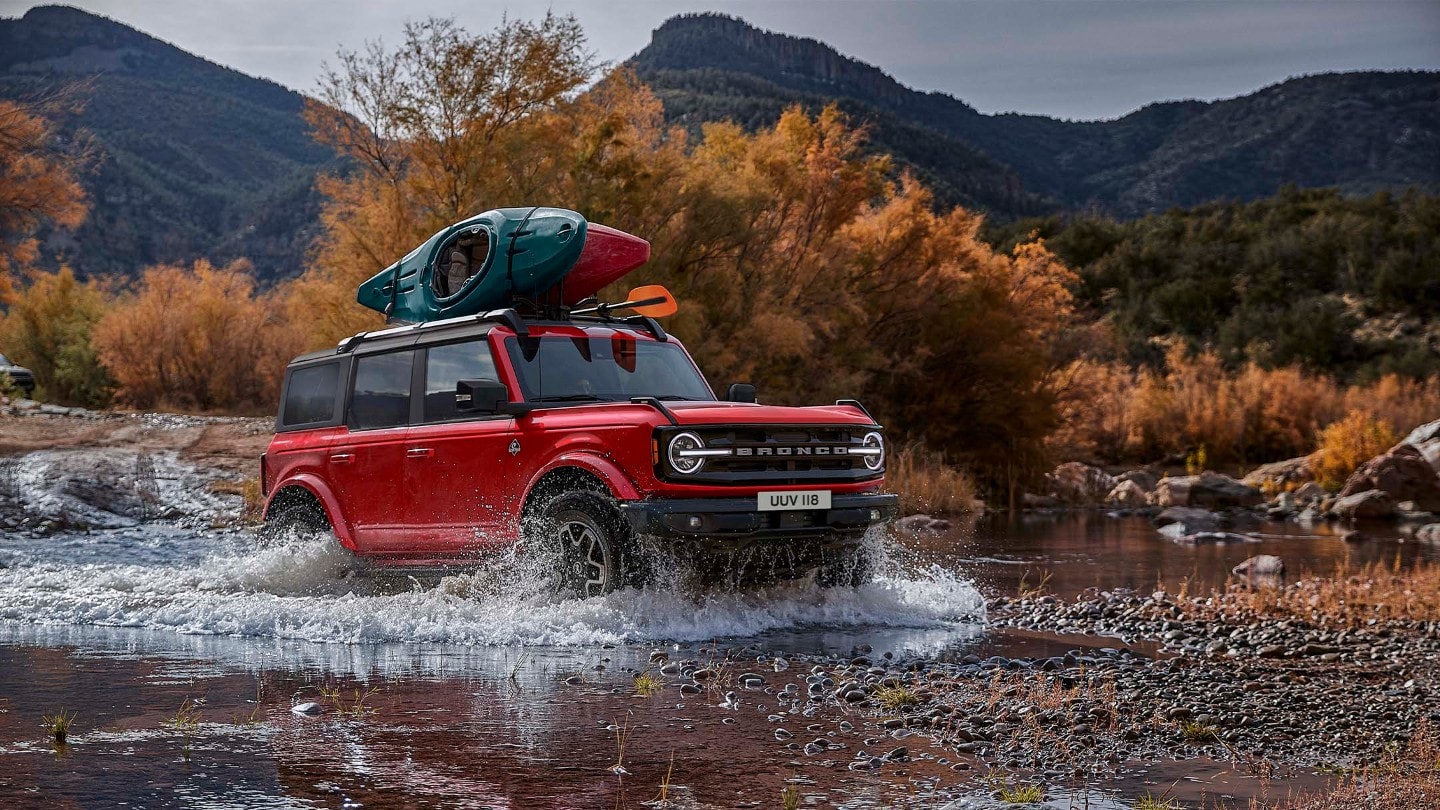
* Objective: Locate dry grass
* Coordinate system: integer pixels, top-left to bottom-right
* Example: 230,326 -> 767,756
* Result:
886,443 -> 980,514
632,671 -> 664,697
1281,719 -> 1440,809
1209,558 -> 1440,629
1051,347 -> 1438,466
874,685 -> 923,712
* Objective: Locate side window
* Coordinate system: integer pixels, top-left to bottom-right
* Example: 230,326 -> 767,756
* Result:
424,340 -> 500,422
282,362 -> 339,427
351,351 -> 414,429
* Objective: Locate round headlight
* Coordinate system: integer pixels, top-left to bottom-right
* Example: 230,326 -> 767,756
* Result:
861,431 -> 884,471
668,431 -> 705,475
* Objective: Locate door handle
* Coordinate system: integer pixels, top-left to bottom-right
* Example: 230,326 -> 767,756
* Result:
330,452 -> 355,464
406,447 -> 434,459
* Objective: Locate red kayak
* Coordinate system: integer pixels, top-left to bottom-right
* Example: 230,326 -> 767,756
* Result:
555,223 -> 650,305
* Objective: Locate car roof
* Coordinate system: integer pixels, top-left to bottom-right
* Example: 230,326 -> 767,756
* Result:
287,318 -> 667,366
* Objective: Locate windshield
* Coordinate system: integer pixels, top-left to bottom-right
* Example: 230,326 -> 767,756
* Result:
505,335 -> 714,403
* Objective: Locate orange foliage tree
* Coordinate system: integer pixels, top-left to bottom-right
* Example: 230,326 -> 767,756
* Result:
0,88 -> 92,301
0,266 -> 114,406
294,16 -> 1077,495
92,260 -> 304,412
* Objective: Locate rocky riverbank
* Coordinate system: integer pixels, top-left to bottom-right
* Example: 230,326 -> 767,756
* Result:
625,576 -> 1439,791
0,399 -> 269,535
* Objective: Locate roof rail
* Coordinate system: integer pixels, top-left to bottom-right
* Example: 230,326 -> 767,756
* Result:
336,308 -> 529,353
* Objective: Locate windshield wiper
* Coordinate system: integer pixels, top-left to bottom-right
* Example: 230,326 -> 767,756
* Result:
531,394 -> 610,403
652,395 -> 700,401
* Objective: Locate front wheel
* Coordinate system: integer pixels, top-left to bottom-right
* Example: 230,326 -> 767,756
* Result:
532,491 -> 639,598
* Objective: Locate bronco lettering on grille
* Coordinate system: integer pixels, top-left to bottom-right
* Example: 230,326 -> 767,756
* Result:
736,446 -> 849,457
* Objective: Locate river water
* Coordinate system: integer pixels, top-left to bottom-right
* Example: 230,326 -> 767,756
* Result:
0,496 -> 1435,807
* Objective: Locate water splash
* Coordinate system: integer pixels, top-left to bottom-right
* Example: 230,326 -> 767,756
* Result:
0,526 -> 985,648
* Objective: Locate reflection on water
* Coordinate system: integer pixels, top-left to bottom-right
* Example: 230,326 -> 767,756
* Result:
914,511 -> 1438,599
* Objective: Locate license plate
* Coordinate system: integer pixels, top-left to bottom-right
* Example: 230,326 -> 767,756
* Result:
757,490 -> 831,512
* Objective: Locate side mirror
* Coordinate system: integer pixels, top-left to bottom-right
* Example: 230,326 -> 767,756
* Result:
456,379 -> 512,414
726,383 -> 757,403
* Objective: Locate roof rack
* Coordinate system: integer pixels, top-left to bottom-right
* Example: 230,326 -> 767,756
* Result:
336,308 -> 529,353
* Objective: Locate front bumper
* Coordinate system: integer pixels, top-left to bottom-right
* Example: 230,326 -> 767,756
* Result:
618,493 -> 899,551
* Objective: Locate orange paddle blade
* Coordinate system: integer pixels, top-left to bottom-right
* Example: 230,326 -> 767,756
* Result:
627,285 -> 677,317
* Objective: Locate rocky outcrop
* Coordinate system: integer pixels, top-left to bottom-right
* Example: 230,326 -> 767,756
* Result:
1402,419 -> 1440,474
1114,469 -> 1159,493
1339,443 -> 1440,513
1332,489 -> 1395,520
1155,472 -> 1264,509
1416,523 -> 1440,543
1242,456 -> 1313,492
1044,462 -> 1116,506
1104,480 -> 1149,508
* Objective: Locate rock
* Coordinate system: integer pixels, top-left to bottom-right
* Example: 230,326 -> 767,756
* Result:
1155,472 -> 1264,509
1022,492 -> 1061,509
1402,418 -> 1440,474
1415,524 -> 1440,544
1232,555 -> 1285,577
1155,506 -> 1222,534
1045,462 -> 1116,505
1104,480 -> 1149,508
291,702 -> 322,715
1332,489 -> 1396,520
1339,444 -> 1440,513
1243,456 -> 1314,492
894,514 -> 952,533
1292,482 -> 1328,503
1116,469 -> 1159,493
884,746 -> 909,761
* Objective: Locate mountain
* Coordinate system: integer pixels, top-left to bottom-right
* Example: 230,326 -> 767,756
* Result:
0,4 -> 333,282
632,14 -> 1440,218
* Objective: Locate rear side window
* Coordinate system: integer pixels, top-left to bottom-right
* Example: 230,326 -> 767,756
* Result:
351,351 -> 414,429
281,362 -> 340,428
424,340 -> 500,422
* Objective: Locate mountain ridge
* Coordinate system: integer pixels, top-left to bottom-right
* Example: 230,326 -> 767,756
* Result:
631,13 -> 1440,217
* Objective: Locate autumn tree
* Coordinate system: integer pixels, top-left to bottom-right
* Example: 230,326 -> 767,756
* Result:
0,266 -> 114,406
0,87 -> 92,301
93,260 -> 304,411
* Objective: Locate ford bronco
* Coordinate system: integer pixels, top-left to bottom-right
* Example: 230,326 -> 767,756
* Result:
260,303 -> 897,595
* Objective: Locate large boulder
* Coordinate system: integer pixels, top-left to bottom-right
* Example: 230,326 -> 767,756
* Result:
1332,489 -> 1396,520
1339,444 -> 1440,513
1416,523 -> 1440,544
1044,462 -> 1115,505
1402,419 -> 1440,474
1242,456 -> 1313,493
1104,480 -> 1149,508
1155,472 -> 1264,509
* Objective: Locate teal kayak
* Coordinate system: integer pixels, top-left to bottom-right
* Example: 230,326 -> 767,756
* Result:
356,207 -> 587,323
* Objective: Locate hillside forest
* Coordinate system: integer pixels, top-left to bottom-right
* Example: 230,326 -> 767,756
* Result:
1,15 -> 1437,502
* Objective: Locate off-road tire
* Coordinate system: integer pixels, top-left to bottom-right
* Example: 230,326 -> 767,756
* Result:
532,490 -> 643,597
258,502 -> 330,545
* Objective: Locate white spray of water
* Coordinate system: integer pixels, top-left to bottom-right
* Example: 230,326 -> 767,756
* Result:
0,528 -> 985,647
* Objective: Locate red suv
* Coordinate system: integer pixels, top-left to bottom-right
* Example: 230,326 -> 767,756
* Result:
260,308 -> 897,594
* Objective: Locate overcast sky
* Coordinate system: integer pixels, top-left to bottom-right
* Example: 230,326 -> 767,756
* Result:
3,0 -> 1438,120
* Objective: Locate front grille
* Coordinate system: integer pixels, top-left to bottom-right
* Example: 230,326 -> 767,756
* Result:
657,424 -> 882,485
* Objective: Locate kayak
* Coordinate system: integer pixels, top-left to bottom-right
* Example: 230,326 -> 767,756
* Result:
356,207 -> 587,323
551,223 -> 651,305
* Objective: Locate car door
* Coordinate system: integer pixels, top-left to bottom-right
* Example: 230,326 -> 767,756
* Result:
328,346 -> 419,552
404,336 -> 522,551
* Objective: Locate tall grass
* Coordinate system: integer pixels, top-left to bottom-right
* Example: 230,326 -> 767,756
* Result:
885,443 -> 980,514
1052,347 -> 1438,466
